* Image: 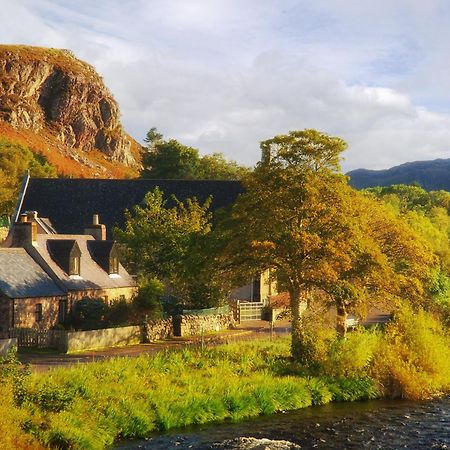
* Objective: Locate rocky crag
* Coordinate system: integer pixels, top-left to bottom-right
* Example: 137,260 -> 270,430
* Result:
0,45 -> 140,177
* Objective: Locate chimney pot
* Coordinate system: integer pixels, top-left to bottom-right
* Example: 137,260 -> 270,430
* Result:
93,214 -> 99,225
19,214 -> 28,223
26,211 -> 38,220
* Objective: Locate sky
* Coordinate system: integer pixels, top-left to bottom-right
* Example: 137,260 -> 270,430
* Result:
2,0 -> 450,171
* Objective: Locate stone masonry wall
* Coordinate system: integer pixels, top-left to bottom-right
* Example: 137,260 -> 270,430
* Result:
0,296 -> 11,338
143,318 -> 173,342
12,296 -> 67,330
174,313 -> 235,337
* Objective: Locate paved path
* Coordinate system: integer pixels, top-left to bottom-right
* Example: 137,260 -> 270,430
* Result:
18,320 -> 291,372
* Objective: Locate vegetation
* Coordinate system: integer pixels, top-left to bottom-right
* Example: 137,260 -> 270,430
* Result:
226,130 -> 437,354
141,128 -> 249,180
1,304 -> 449,449
116,188 -> 232,309
0,137 -> 57,217
367,185 -> 450,315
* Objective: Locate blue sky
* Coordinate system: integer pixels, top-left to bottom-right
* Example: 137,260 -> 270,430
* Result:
2,0 -> 450,170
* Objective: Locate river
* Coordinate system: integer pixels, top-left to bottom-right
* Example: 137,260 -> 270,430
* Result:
118,397 -> 449,449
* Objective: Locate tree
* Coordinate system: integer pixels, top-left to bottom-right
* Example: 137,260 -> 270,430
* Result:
115,188 -> 232,309
141,128 -> 249,180
228,129 -> 437,356
0,138 -> 56,217
228,130 -> 360,355
322,190 -> 436,336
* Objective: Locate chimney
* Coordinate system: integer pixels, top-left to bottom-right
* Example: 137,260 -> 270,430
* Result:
11,214 -> 37,247
84,214 -> 106,240
26,211 -> 38,221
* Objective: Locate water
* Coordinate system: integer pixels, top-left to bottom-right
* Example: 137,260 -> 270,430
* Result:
117,398 -> 450,449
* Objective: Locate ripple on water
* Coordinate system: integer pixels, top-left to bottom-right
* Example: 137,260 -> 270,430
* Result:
117,398 -> 450,450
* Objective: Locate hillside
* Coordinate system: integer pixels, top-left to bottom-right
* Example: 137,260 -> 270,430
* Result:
0,45 -> 141,178
347,158 -> 450,191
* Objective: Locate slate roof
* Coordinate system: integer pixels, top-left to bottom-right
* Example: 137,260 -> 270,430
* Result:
19,178 -> 244,237
47,239 -> 80,274
0,248 -> 65,298
87,240 -> 116,273
32,234 -> 135,290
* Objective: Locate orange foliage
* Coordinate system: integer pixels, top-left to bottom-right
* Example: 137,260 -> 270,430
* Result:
0,122 -> 140,179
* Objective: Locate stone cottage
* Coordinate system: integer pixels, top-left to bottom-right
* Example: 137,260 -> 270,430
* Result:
0,211 -> 136,337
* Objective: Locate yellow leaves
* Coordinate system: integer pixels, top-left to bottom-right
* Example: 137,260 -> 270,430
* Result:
251,240 -> 276,250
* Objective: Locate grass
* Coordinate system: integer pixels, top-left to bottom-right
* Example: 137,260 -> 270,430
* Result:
0,305 -> 448,449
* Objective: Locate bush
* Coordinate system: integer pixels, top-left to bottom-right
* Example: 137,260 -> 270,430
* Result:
134,276 -> 164,319
70,298 -> 108,330
371,305 -> 450,399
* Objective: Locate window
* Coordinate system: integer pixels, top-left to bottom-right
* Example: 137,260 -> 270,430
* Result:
109,255 -> 119,275
35,303 -> 43,322
58,300 -> 67,324
70,255 -> 80,276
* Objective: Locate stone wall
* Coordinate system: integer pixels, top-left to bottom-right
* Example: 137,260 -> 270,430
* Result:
174,313 -> 235,337
0,296 -> 11,339
0,338 -> 17,357
12,296 -> 66,330
64,325 -> 141,353
143,318 -> 173,342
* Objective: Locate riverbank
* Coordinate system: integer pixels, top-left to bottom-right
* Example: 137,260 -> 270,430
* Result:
116,397 -> 450,449
1,306 -> 449,450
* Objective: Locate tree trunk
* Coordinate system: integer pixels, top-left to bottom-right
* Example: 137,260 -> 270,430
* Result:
336,299 -> 348,337
290,286 -> 308,360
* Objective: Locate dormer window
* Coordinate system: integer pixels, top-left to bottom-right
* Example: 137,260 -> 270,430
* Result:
47,240 -> 82,277
87,240 -> 121,276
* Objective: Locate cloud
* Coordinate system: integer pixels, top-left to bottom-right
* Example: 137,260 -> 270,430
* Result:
1,0 -> 450,170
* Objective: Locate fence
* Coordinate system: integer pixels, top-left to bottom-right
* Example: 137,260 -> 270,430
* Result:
182,305 -> 230,316
9,328 -> 66,350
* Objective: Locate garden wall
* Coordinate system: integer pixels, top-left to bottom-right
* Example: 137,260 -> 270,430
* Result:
174,313 -> 235,337
143,318 -> 173,342
64,325 -> 141,353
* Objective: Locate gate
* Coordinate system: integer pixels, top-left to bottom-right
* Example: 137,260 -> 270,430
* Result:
9,328 -> 65,349
235,301 -> 265,321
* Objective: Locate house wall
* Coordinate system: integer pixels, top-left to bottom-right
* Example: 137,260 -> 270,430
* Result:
12,296 -> 67,330
68,286 -> 137,304
229,269 -> 277,302
0,296 -> 11,338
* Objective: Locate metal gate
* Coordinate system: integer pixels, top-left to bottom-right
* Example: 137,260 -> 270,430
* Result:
237,301 -> 265,321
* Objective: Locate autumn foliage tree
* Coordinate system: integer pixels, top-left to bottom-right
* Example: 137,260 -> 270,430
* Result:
228,129 -> 437,357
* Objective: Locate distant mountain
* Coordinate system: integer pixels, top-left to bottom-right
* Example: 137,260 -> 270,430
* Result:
347,158 -> 450,191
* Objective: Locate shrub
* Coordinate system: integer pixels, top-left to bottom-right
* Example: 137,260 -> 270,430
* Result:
371,305 -> 450,399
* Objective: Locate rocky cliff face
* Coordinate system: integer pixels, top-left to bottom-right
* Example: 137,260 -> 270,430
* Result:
0,45 -> 137,168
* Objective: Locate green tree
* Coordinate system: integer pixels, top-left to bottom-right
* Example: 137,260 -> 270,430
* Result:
115,188 -> 231,308
0,138 -> 56,217
141,129 -> 249,180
